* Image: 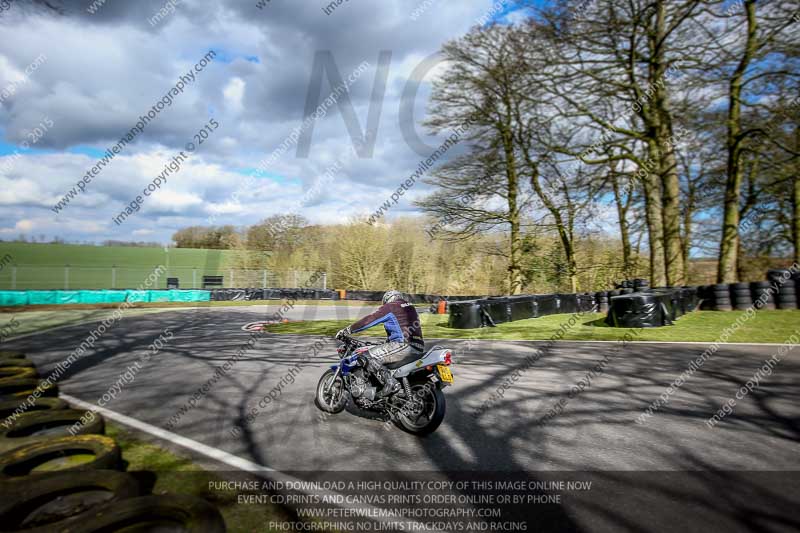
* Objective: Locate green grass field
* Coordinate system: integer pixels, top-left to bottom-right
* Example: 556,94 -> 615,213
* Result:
0,242 -> 236,290
265,310 -> 800,344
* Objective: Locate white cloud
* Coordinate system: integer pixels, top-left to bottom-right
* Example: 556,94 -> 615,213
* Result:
223,77 -> 245,114
0,0 -> 496,243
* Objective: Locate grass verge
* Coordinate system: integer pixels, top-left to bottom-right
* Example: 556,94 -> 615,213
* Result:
265,309 -> 800,344
106,422 -> 291,533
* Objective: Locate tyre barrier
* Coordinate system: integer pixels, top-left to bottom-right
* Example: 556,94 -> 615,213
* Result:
0,398 -> 68,420
0,359 -> 35,369
557,293 -> 579,314
21,494 -> 227,533
751,281 -> 776,310
209,287 -> 340,301
776,280 -> 797,309
447,293 -> 579,329
342,290 -> 482,303
606,288 -> 686,328
508,296 -> 536,321
0,351 -> 26,361
766,268 -> 799,310
595,291 -> 609,313
730,282 -> 753,311
767,269 -> 793,284
481,298 -> 512,325
776,293 -> 797,310
0,371 -> 229,531
447,268 -> 795,329
448,287 -> 702,329
699,284 -> 731,311
0,435 -> 121,477
0,367 -> 38,381
448,302 -> 482,329
536,294 -> 560,316
0,470 -> 144,531
0,379 -> 58,401
577,293 -> 598,312
342,290 -> 385,301
711,283 -> 733,311
210,287 -> 495,303
0,409 -> 105,444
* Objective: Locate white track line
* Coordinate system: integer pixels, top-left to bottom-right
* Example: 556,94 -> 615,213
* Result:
62,393 -> 276,473
60,393 -> 428,530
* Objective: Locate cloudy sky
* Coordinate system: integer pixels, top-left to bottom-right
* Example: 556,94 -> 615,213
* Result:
0,0 -> 532,244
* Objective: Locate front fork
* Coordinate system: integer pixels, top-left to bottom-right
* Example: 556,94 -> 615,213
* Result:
324,364 -> 343,395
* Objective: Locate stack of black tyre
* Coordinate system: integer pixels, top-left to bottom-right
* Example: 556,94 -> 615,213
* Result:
595,291 -> 610,313
632,278 -> 650,292
715,284 -> 733,311
768,269 -> 799,310
0,350 -> 227,532
681,286 -> 700,313
729,282 -> 753,310
699,284 -> 733,311
749,281 -> 776,310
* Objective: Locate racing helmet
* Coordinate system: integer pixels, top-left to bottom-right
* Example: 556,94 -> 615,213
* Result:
382,290 -> 403,304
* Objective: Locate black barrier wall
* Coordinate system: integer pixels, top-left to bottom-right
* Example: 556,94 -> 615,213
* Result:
605,288 -> 699,328
446,268 -> 793,330
205,269 -> 795,330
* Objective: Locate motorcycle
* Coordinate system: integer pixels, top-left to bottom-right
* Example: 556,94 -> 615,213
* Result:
314,334 -> 454,435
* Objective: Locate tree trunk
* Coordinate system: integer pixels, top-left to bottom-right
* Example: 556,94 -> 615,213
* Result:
682,177 -> 695,283
611,173 -> 634,278
500,121 -> 523,295
718,0 -> 758,283
660,146 -> 685,286
565,238 -> 578,293
794,126 -> 800,265
652,0 -> 685,286
643,145 -> 667,287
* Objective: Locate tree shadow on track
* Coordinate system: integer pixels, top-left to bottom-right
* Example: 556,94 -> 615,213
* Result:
411,339 -> 800,532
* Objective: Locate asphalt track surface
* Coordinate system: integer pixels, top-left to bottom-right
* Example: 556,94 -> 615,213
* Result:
4,304 -> 799,532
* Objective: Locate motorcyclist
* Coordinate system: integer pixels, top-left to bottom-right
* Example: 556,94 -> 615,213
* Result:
336,290 -> 424,398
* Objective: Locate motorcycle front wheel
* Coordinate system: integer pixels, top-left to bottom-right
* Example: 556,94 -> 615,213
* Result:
315,369 -> 347,414
395,384 -> 446,436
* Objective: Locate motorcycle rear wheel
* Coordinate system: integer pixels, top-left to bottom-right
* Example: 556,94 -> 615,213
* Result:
395,384 -> 446,436
315,370 -> 347,414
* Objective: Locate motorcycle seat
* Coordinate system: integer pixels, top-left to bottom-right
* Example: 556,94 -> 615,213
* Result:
385,351 -> 423,369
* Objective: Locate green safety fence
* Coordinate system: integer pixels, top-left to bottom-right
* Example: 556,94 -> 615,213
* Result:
0,290 -> 211,306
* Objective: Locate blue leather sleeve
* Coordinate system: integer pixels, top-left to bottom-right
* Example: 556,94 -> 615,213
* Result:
351,312 -> 404,342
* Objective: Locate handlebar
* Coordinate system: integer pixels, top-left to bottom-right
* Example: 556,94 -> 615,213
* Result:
336,333 -> 381,348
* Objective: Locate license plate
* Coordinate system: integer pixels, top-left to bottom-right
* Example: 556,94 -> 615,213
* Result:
437,364 -> 454,383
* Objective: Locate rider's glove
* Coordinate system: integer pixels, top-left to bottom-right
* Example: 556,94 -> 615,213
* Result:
335,327 -> 351,340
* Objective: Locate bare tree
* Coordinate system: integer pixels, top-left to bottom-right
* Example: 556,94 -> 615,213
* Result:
417,26 -> 533,294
